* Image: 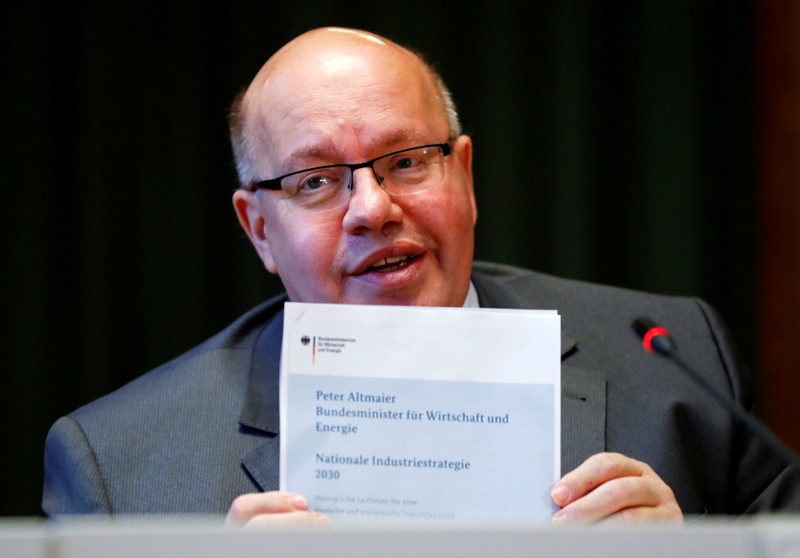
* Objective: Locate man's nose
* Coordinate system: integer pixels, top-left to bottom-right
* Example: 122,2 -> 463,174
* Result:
347,164 -> 384,191
341,167 -> 402,232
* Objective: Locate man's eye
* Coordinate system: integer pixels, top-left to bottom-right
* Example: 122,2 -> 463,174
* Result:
302,175 -> 330,190
394,157 -> 420,170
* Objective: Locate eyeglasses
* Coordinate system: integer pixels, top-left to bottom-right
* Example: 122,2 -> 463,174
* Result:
248,141 -> 452,212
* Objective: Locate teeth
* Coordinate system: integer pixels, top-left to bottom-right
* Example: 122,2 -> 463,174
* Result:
369,255 -> 413,271
374,256 -> 409,267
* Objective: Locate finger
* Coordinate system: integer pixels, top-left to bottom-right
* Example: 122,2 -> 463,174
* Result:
226,491 -> 309,526
553,473 -> 679,525
595,501 -> 684,526
242,510 -> 331,531
551,452 -> 647,506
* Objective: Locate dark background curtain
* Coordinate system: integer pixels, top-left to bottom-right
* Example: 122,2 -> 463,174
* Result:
2,1 -> 793,517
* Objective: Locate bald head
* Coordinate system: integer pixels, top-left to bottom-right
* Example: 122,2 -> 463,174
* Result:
228,27 -> 461,186
252,28 -> 406,91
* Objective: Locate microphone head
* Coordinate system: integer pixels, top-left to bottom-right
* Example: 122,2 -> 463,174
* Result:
632,316 -> 676,355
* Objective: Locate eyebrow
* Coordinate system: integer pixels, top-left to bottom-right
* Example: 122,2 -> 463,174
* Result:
284,129 -> 429,167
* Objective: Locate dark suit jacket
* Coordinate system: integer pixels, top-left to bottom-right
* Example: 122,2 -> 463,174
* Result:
42,261 -> 800,516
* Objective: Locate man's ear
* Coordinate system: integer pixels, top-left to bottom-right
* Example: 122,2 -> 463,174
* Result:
454,135 -> 478,225
232,189 -> 278,274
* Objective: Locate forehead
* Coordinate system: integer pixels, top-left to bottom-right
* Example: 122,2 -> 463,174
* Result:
284,128 -> 436,164
243,41 -> 448,169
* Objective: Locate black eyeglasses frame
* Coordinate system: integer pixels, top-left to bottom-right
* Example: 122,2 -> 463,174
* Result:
247,141 -> 452,192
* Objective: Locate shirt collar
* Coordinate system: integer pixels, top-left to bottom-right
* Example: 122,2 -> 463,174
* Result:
463,280 -> 480,308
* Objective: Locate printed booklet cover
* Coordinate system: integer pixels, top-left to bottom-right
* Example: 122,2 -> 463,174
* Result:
279,302 -> 560,524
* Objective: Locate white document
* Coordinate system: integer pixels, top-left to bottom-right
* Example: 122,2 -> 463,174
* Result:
279,302 -> 560,524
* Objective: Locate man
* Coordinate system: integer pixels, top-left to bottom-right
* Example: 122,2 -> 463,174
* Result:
43,27 -> 799,526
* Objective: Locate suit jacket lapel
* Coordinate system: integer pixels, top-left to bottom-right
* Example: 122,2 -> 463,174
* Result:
561,366 -> 606,472
239,308 -> 284,491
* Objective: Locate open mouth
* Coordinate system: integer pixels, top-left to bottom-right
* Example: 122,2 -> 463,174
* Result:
367,254 -> 420,273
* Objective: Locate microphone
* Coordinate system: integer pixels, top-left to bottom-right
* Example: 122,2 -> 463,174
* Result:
632,316 -> 800,476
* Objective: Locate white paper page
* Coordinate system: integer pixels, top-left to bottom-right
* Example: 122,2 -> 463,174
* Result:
280,302 -> 560,524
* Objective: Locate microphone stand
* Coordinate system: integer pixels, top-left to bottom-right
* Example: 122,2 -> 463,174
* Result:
633,317 -> 800,476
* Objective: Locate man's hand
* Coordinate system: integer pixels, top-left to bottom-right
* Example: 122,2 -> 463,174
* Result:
550,452 -> 683,525
225,491 -> 330,529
